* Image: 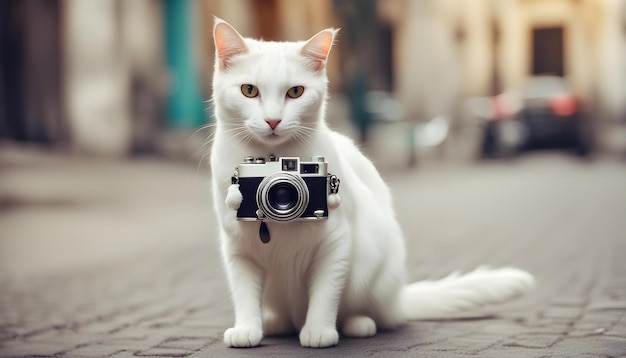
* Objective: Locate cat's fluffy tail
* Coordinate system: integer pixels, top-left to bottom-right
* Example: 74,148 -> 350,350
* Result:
400,266 -> 534,320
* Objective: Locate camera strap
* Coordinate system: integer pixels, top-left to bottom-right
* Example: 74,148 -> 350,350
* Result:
231,167 -> 239,184
259,221 -> 271,244
329,174 -> 340,194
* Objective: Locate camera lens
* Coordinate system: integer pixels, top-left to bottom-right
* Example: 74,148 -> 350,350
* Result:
268,184 -> 297,211
256,173 -> 309,222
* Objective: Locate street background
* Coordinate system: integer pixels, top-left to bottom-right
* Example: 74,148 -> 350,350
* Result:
2,0 -> 626,356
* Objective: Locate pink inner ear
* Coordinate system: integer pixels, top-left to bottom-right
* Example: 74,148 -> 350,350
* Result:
301,29 -> 335,71
214,21 -> 248,70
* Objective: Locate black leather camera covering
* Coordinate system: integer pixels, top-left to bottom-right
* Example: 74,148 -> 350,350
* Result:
236,176 -> 328,220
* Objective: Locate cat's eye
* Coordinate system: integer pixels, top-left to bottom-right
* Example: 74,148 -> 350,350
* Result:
241,84 -> 259,98
286,86 -> 304,99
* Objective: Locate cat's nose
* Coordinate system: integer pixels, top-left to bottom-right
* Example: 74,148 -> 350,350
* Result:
265,119 -> 281,130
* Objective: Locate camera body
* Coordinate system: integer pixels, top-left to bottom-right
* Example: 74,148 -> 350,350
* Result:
235,156 -> 330,222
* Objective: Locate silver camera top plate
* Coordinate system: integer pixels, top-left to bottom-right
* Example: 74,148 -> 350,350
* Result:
238,156 -> 328,177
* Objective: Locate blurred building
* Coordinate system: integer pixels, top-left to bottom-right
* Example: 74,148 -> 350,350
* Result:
0,0 -> 341,156
64,0 -> 166,156
1,0 -> 624,156
382,0 -> 626,127
1,0 -> 190,156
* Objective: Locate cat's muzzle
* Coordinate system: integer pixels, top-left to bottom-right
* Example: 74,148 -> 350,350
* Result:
232,155 -> 339,222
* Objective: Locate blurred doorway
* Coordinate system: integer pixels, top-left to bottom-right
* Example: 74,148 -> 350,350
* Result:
0,0 -> 65,143
532,27 -> 564,76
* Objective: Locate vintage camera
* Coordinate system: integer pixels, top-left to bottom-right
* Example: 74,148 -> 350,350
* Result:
233,155 -> 335,222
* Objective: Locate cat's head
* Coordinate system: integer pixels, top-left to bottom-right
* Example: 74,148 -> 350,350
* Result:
212,18 -> 337,148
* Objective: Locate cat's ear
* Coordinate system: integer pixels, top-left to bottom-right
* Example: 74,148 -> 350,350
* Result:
213,17 -> 248,70
301,28 -> 338,72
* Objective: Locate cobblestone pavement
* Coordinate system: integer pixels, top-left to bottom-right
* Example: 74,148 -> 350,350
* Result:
0,148 -> 625,357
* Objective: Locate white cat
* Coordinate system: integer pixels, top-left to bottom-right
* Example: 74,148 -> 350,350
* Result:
209,18 -> 534,349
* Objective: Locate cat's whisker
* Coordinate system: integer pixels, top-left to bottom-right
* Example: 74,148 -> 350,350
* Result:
241,133 -> 255,147
190,136 -> 215,163
291,126 -> 316,150
194,130 -> 244,176
194,150 -> 212,179
225,129 -> 254,147
189,123 -> 221,159
191,124 -> 253,175
186,124 -> 214,145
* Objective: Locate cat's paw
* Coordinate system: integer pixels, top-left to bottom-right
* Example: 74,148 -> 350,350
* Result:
224,325 -> 263,348
327,193 -> 341,209
299,325 -> 339,348
341,316 -> 377,338
225,184 -> 243,210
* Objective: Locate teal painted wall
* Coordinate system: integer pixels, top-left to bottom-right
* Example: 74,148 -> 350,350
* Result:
164,0 -> 206,128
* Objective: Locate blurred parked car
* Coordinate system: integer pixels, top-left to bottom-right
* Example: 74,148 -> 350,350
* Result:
480,76 -> 593,158
517,76 -> 592,156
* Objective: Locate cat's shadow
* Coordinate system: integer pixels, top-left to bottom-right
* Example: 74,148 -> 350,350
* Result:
227,325 -> 416,355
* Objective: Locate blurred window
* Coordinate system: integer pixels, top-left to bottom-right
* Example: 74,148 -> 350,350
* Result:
532,27 -> 564,77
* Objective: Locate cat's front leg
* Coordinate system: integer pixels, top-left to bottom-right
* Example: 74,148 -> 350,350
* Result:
222,249 -> 264,348
299,234 -> 350,348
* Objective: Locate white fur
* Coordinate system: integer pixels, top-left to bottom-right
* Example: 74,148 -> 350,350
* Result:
327,193 -> 341,209
225,184 -> 243,210
210,18 -> 534,349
